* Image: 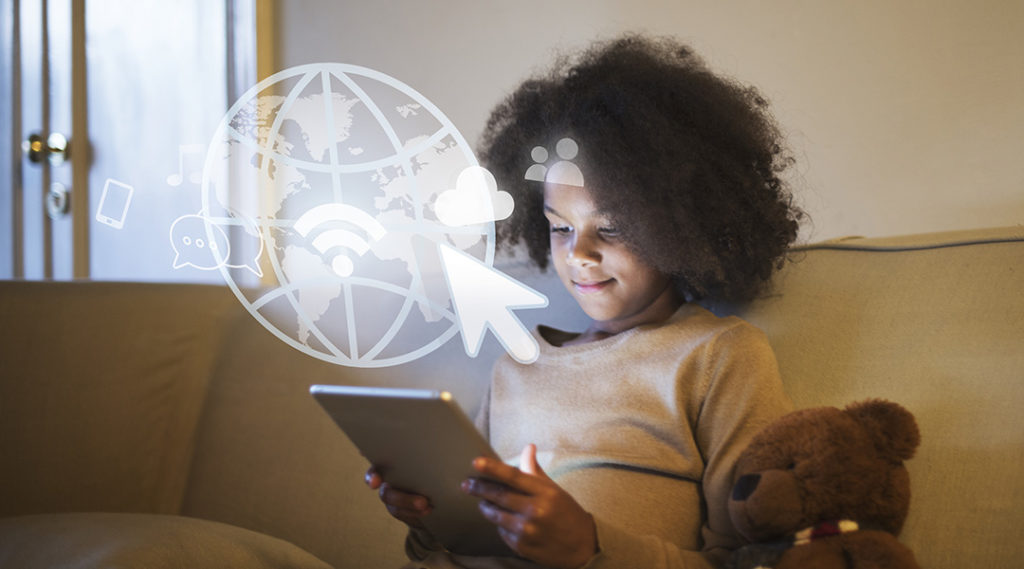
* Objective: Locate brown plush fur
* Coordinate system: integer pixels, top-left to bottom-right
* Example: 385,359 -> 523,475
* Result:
728,399 -> 921,569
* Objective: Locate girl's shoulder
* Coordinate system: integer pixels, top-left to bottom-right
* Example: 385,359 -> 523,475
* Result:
659,303 -> 765,342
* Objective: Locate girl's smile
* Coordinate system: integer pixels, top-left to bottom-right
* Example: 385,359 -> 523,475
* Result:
572,279 -> 613,294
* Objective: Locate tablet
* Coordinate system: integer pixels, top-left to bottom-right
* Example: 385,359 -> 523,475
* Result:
310,384 -> 514,557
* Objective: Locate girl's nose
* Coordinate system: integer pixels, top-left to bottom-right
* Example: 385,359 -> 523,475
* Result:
566,234 -> 600,267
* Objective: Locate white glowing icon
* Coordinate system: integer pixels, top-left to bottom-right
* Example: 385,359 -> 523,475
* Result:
524,137 -> 584,187
435,166 -> 514,227
294,203 -> 387,277
170,214 -> 230,271
202,62 -> 549,368
438,242 -> 548,364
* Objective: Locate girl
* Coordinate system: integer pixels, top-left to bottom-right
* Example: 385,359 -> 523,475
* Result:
368,34 -> 803,569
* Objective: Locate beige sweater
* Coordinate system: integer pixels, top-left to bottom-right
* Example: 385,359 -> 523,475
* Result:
407,304 -> 791,569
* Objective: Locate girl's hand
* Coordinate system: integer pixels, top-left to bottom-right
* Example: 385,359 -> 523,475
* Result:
365,466 -> 431,529
462,444 -> 598,569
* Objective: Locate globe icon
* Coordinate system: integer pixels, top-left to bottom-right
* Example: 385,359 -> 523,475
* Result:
201,63 -> 496,367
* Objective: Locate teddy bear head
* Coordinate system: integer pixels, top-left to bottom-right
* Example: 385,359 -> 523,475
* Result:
728,399 -> 920,543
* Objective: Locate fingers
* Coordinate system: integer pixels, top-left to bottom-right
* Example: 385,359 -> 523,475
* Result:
379,482 -> 431,527
365,466 -> 431,528
471,456 -> 545,495
464,445 -> 553,510
519,443 -> 548,478
461,476 -> 534,513
364,467 -> 381,490
478,500 -> 542,546
366,467 -> 428,513
379,483 -> 430,512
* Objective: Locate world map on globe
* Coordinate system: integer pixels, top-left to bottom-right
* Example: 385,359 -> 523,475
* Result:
201,63 -> 498,367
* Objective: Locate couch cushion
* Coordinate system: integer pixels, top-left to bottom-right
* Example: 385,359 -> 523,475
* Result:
0,281 -> 239,516
0,513 -> 332,569
707,226 -> 1024,569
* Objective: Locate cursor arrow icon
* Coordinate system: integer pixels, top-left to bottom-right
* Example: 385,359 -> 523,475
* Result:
438,242 -> 548,364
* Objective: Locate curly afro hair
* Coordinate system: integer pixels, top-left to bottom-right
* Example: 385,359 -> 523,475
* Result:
478,34 -> 804,303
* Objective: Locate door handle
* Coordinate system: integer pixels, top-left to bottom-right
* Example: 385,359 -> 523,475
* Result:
23,132 -> 70,165
47,182 -> 71,219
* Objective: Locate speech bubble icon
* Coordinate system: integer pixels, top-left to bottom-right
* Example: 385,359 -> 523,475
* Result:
435,166 -> 514,227
170,214 -> 231,271
222,216 -> 265,278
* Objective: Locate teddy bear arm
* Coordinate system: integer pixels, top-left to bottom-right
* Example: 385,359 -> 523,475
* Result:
775,532 -> 919,569
840,530 -> 920,569
774,538 -> 849,569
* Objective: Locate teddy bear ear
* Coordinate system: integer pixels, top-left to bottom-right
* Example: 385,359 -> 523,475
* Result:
844,399 -> 921,462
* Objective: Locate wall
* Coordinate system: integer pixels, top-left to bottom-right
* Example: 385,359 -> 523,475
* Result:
268,0 -> 1024,410
276,0 -> 1024,243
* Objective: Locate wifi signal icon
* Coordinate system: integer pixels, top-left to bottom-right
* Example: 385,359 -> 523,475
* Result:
294,203 -> 387,278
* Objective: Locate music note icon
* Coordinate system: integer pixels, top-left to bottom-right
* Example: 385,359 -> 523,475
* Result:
166,144 -> 206,186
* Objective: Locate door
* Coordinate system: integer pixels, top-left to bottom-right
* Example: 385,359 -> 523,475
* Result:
2,0 -> 263,282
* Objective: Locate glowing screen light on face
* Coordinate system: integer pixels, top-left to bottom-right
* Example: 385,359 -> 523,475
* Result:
198,63 -> 546,368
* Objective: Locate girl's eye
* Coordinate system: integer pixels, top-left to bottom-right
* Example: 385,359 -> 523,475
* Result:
599,227 -> 620,238
550,225 -> 572,235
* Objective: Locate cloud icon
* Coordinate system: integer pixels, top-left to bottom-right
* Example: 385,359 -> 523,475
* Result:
435,166 -> 514,227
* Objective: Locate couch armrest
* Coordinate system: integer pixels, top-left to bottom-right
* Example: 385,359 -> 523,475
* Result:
0,281 -> 240,516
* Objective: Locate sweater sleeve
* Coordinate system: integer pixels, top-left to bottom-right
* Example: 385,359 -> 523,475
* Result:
474,381 -> 492,440
581,321 -> 791,569
695,322 -> 792,557
581,519 -> 722,569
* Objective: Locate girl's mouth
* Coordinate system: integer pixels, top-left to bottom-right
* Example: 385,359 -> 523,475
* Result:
573,279 -> 613,294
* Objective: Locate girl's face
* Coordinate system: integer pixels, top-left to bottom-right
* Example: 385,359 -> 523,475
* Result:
543,182 -> 681,337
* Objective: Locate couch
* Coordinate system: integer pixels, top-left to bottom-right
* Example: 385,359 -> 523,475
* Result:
1,225 -> 1021,569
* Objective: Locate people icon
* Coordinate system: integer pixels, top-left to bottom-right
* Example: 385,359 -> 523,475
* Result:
524,146 -> 548,182
524,137 -> 584,187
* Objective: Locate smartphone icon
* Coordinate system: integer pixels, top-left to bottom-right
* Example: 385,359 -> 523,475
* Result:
95,179 -> 134,229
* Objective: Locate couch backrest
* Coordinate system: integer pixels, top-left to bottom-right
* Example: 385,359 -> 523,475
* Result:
0,281 -> 238,517
707,226 -> 1024,569
179,298 -> 411,569
11,227 -> 1014,569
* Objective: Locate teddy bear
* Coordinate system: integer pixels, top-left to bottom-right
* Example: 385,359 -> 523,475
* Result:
727,399 -> 921,569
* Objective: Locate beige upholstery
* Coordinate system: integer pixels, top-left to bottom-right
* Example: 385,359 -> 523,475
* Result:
179,305 -> 410,568
709,227 -> 1024,568
0,513 -> 332,569
0,226 -> 1021,569
0,282 -> 238,516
